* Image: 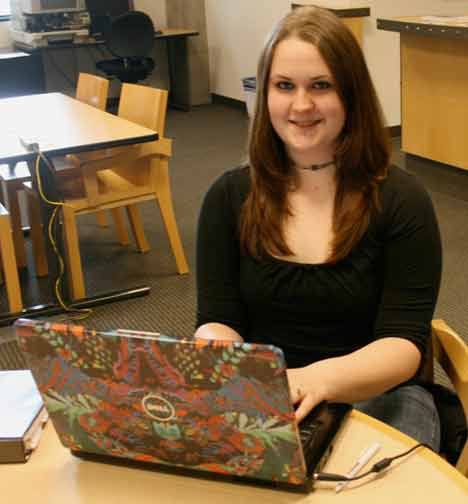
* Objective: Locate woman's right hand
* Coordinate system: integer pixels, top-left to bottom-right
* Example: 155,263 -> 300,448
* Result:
194,322 -> 244,342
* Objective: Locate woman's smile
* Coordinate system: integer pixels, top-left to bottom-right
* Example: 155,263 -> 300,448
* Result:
289,118 -> 323,129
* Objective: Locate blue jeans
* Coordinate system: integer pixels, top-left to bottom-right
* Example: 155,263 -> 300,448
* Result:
354,384 -> 440,452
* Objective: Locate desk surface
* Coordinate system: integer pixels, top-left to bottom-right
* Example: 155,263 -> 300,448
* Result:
0,50 -> 30,59
0,92 -> 157,165
13,28 -> 199,53
2,410 -> 466,503
155,28 -> 199,39
89,27 -> 199,44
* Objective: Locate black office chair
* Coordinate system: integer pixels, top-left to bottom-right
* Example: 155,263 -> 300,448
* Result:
96,11 -> 155,84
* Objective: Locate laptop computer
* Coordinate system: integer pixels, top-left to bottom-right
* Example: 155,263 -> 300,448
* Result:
14,318 -> 350,489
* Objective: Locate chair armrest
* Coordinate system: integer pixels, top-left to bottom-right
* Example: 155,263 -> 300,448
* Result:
139,137 -> 172,158
69,138 -> 172,206
432,319 -> 468,382
66,147 -> 126,168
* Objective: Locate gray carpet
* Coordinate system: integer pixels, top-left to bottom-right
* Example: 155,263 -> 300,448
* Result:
1,104 -> 467,382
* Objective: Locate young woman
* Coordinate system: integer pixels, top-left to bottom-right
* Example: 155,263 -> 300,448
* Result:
195,6 -> 442,450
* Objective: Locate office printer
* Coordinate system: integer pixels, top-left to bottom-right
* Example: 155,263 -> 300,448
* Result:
9,1 -> 90,48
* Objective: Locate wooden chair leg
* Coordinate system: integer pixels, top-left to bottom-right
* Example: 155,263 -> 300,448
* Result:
5,184 -> 27,269
111,207 -> 130,246
0,204 -> 23,313
154,160 -> 189,274
26,190 -> 48,277
61,206 -> 86,300
126,205 -> 150,253
96,210 -> 108,227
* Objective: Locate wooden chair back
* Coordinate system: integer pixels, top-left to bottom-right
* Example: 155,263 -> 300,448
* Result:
75,73 -> 109,110
118,83 -> 168,135
431,319 -> 468,476
63,73 -> 109,169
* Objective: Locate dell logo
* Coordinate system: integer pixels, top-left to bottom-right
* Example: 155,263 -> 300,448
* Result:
142,394 -> 175,422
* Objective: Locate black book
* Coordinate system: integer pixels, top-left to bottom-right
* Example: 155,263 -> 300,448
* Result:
0,370 -> 48,463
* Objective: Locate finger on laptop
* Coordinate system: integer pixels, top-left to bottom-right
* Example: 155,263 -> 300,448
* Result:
294,394 -> 321,423
287,368 -> 306,403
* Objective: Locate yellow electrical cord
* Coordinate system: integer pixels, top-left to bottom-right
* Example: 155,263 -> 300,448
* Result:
34,151 -> 92,321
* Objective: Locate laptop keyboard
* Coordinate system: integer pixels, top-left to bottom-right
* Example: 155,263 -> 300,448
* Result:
296,402 -> 351,475
299,417 -> 322,456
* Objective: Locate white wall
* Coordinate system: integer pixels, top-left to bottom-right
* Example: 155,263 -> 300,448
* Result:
134,0 -> 167,28
205,0 -> 290,101
205,0 -> 468,127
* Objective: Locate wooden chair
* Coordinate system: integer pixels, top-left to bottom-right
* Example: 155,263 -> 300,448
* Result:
53,83 -> 189,300
0,73 -> 110,276
0,203 -> 23,313
431,319 -> 468,477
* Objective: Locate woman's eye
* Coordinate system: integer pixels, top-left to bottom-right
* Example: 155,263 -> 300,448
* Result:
276,81 -> 294,90
312,81 -> 332,90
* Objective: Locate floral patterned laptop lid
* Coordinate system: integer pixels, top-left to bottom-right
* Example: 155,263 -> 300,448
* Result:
15,318 -> 309,485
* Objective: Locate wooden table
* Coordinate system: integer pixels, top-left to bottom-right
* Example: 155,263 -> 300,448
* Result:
0,92 -> 157,323
2,410 -> 466,503
14,28 -> 199,111
377,15 -> 468,170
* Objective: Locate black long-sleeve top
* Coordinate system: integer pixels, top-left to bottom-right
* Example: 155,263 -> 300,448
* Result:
196,165 -> 442,369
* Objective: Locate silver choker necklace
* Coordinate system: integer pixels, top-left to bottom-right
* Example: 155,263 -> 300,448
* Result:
302,160 -> 335,171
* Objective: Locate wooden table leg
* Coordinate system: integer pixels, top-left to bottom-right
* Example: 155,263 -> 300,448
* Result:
5,180 -> 27,269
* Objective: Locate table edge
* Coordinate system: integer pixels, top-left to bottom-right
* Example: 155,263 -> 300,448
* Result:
377,17 -> 468,40
0,133 -> 158,166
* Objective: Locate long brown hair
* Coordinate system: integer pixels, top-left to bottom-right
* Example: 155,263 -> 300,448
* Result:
240,6 -> 390,262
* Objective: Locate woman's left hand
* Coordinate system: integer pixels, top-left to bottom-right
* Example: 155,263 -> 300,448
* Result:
287,365 -> 329,423
287,338 -> 422,423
